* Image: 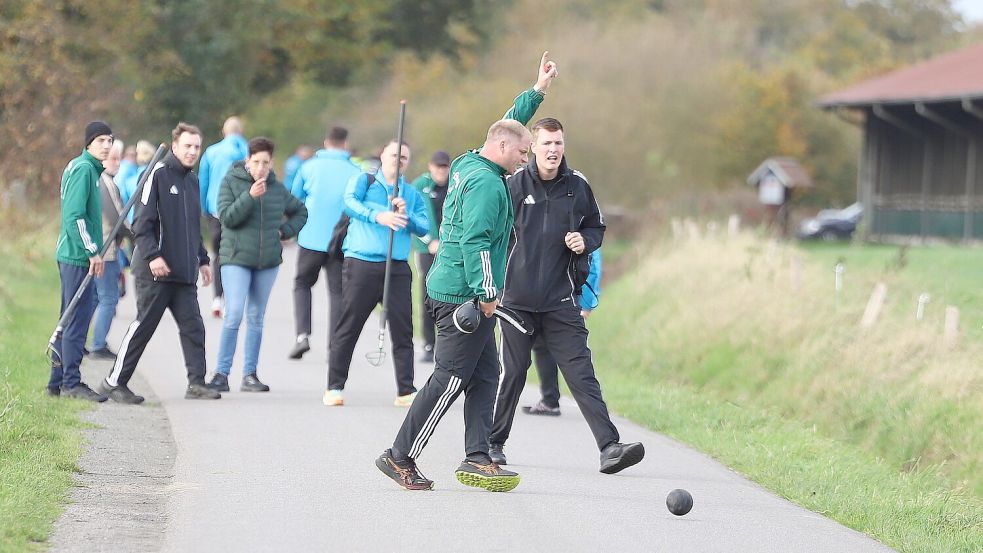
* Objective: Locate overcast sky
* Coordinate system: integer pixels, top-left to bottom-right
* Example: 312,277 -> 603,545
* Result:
955,0 -> 983,22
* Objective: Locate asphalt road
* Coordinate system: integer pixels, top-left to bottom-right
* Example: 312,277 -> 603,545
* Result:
51,243 -> 894,552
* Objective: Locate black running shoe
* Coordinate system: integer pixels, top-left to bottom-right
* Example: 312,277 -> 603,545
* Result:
97,379 -> 145,404
455,459 -> 520,492
207,373 -> 230,392
88,347 -> 117,361
489,444 -> 507,465
45,386 -> 61,397
61,383 -> 107,403
599,442 -> 645,474
185,382 -> 221,400
522,400 -> 561,417
376,449 -> 434,490
288,337 -> 310,360
241,374 -> 270,392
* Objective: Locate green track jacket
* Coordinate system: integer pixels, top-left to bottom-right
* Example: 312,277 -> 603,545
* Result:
55,150 -> 104,266
425,88 -> 544,304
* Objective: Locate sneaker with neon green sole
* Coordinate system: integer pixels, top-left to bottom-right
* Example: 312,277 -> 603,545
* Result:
455,459 -> 520,492
322,389 -> 344,406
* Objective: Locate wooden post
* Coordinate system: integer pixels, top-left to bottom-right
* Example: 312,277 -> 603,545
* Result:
944,306 -> 960,349
860,282 -> 887,328
685,218 -> 700,240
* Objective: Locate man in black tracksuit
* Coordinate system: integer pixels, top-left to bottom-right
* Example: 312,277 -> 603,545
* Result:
99,122 -> 221,402
488,117 -> 644,474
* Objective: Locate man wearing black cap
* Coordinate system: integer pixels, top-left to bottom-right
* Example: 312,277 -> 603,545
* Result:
100,122 -> 220,402
409,150 -> 451,362
48,121 -> 114,401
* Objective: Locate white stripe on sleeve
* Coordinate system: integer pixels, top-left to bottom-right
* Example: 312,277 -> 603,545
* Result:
77,219 -> 97,254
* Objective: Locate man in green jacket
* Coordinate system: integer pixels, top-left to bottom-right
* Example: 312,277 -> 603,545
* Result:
377,51 -> 558,492
48,121 -> 114,401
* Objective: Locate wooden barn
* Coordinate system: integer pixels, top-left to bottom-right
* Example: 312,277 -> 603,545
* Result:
819,43 -> 983,242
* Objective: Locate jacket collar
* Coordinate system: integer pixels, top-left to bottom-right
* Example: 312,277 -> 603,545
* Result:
315,148 -> 350,160
227,160 -> 280,187
164,151 -> 192,174
80,149 -> 105,173
374,169 -> 407,190
527,154 -> 569,184
469,150 -> 508,176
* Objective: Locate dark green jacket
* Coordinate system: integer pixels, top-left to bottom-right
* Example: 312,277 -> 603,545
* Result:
218,161 -> 308,269
426,87 -> 544,304
56,150 -> 104,266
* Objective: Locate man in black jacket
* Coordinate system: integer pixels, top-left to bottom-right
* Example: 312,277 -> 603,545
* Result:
99,122 -> 221,402
488,118 -> 644,474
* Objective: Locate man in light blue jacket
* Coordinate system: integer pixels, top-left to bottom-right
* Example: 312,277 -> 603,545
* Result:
288,127 -> 361,359
324,140 -> 429,408
198,116 -> 248,317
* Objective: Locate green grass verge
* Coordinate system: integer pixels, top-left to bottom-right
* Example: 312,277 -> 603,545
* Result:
0,240 -> 89,552
588,233 -> 983,552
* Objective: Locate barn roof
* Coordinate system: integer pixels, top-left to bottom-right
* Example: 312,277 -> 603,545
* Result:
818,42 -> 983,108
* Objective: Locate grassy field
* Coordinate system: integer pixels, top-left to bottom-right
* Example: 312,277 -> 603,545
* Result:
0,233 -> 90,552
588,230 -> 983,552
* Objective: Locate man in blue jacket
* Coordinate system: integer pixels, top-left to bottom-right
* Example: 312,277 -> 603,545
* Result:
283,144 -> 314,192
289,127 -> 361,359
198,116 -> 248,318
324,140 -> 429,408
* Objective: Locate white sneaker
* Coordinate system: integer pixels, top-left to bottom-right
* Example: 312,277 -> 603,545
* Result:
211,297 -> 224,318
322,389 -> 344,406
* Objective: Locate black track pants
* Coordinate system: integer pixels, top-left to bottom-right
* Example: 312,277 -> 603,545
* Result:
391,297 -> 499,460
532,337 -> 562,408
107,277 -> 207,387
292,246 -> 343,344
328,258 -> 414,395
490,305 -> 619,451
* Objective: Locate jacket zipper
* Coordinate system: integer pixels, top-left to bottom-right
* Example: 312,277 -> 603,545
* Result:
536,178 -> 550,310
183,177 -> 192,282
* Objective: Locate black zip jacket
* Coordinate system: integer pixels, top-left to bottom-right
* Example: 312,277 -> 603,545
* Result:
131,151 -> 210,285
501,155 -> 604,312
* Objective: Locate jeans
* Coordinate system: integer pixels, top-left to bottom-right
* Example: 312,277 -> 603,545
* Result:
215,264 -> 279,377
90,257 -> 123,350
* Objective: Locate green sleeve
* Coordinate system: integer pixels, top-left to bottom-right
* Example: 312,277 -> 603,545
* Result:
459,173 -> 502,302
501,88 -> 545,126
62,166 -> 100,256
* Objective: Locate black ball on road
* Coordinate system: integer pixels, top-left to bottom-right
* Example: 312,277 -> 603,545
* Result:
666,488 -> 693,516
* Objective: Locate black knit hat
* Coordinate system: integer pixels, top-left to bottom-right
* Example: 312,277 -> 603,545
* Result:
84,121 -> 113,147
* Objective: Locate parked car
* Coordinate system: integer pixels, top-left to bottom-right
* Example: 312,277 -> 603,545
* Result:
798,203 -> 863,241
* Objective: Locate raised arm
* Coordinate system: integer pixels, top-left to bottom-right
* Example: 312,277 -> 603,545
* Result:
502,51 -> 559,125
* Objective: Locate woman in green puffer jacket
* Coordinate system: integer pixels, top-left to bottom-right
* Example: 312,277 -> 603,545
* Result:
207,137 -> 308,393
